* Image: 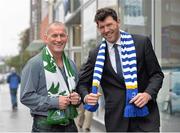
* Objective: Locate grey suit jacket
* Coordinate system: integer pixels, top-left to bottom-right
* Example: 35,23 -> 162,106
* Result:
20,51 -> 78,116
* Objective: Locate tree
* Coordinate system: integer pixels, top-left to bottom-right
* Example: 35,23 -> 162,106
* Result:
19,28 -> 30,51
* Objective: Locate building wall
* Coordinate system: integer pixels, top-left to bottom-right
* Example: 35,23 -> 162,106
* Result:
40,0 -> 49,40
30,0 -> 41,42
40,15 -> 49,40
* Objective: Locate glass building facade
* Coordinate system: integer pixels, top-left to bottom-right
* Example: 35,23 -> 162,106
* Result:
54,0 -> 180,131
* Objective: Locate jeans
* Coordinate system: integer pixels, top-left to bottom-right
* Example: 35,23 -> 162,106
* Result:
10,89 -> 18,108
32,115 -> 78,132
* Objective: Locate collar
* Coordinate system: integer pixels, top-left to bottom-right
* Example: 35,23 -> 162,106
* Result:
106,36 -> 121,50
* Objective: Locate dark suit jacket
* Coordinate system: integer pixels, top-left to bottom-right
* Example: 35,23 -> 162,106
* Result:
77,34 -> 164,132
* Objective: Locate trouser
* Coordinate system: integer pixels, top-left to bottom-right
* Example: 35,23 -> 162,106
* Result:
10,89 -> 17,108
127,117 -> 160,132
78,104 -> 93,129
32,115 -> 78,132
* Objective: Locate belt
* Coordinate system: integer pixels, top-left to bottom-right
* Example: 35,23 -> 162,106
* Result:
33,114 -> 47,118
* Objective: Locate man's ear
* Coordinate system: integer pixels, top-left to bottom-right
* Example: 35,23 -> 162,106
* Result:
96,24 -> 100,32
117,19 -> 121,27
43,34 -> 48,44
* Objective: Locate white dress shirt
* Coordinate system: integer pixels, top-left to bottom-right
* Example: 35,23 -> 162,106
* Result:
106,37 -> 122,73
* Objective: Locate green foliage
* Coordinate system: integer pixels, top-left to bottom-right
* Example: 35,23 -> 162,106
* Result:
5,51 -> 31,73
19,28 -> 30,51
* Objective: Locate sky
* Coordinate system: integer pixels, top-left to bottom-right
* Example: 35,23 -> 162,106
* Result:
0,0 -> 30,57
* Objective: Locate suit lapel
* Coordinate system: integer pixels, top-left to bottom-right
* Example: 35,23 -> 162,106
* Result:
104,45 -> 125,84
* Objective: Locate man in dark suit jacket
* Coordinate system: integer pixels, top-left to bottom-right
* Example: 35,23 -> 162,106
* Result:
77,7 -> 164,132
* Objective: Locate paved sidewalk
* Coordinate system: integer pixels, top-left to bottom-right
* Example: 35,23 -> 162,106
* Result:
0,84 -> 32,132
0,83 -> 105,132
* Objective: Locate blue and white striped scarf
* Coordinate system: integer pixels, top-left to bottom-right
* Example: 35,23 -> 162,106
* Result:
84,30 -> 149,117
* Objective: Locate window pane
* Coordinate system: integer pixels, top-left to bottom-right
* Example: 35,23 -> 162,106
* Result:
72,25 -> 81,47
161,0 -> 180,68
98,0 -> 117,9
160,0 -> 180,117
119,0 -> 152,37
82,1 -> 97,62
74,52 -> 81,70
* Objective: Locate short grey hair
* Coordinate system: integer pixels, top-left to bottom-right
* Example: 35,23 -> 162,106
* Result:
44,21 -> 68,35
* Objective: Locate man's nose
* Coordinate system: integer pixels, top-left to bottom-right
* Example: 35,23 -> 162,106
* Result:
56,35 -> 62,41
104,26 -> 110,33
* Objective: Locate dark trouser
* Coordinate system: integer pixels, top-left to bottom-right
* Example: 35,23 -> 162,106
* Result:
10,89 -> 18,108
32,115 -> 78,132
127,118 -> 160,132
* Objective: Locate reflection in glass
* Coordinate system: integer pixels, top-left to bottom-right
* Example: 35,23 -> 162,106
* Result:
63,0 -> 80,16
82,1 -> 97,62
161,0 -> 180,68
119,0 -> 151,37
97,0 -> 117,9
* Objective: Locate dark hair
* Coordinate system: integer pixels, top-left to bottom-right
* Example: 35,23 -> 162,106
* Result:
94,8 -> 118,24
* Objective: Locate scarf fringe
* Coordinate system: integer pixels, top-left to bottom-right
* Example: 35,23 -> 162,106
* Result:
124,104 -> 149,117
124,85 -> 149,117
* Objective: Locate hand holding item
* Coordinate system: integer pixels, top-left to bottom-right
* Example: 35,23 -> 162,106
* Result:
69,92 -> 81,105
84,92 -> 102,105
59,95 -> 70,109
130,92 -> 151,108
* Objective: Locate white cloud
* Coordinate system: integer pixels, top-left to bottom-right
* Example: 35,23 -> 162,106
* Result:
0,0 -> 30,57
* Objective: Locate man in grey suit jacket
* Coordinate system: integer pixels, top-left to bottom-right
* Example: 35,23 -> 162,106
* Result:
77,8 -> 164,132
20,22 -> 81,132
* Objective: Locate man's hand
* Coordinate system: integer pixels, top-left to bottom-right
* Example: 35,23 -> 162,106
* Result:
84,93 -> 102,105
69,92 -> 81,105
59,95 -> 70,109
129,92 -> 151,108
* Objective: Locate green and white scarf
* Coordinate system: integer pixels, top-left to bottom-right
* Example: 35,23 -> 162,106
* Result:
43,46 -> 75,96
42,46 -> 78,125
